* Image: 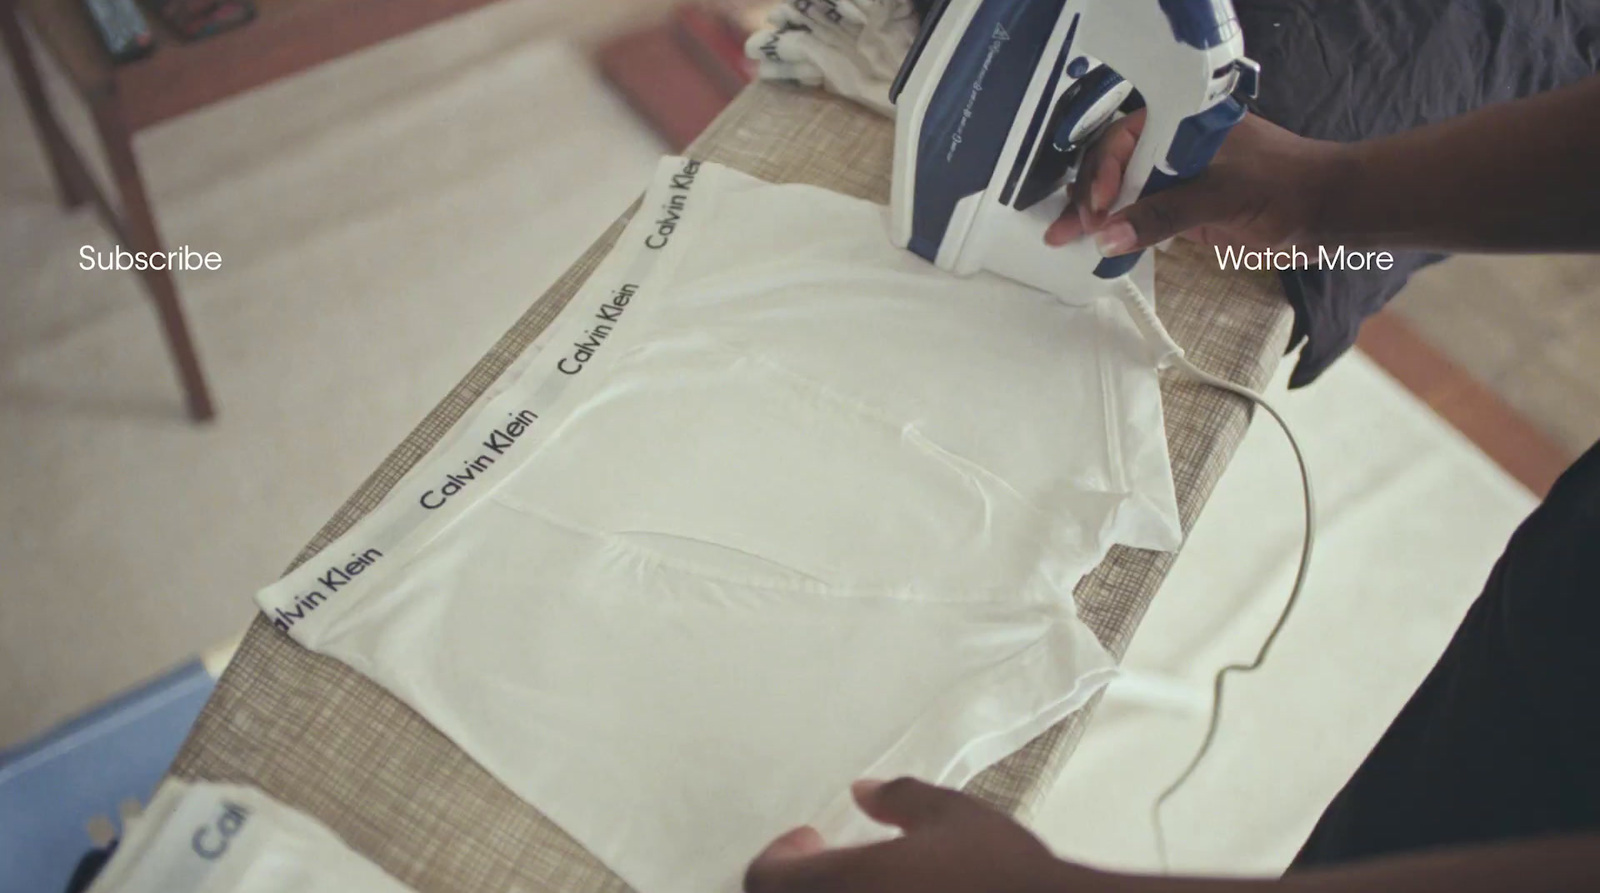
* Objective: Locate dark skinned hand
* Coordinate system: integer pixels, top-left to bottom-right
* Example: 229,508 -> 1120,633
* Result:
1042,108 -> 1348,256
743,777 -> 1109,893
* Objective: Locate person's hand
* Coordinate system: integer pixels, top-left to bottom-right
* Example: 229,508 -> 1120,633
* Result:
744,777 -> 1101,893
1043,109 -> 1350,256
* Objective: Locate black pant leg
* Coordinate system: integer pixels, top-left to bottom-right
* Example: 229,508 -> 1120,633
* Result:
1293,440 -> 1600,867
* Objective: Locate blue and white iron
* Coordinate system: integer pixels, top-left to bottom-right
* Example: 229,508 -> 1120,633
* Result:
888,0 -> 1260,300
890,3 -> 1318,867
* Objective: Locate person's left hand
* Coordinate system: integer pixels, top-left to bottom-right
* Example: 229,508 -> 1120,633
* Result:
743,777 -> 1091,893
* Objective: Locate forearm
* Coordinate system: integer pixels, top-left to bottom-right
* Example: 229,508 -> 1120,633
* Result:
1079,833 -> 1600,893
1317,75 -> 1600,252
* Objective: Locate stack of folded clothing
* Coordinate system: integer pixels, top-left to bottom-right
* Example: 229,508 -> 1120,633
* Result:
83,780 -> 411,893
745,0 -> 919,114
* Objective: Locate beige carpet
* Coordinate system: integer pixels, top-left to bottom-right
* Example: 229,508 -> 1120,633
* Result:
1391,254 -> 1600,457
0,10 -> 665,747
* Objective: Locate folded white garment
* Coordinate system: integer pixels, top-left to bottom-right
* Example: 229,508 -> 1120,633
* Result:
256,157 -> 1181,893
746,0 -> 918,115
88,780 -> 412,893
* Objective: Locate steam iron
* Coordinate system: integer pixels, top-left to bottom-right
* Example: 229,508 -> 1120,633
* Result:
888,0 -> 1260,301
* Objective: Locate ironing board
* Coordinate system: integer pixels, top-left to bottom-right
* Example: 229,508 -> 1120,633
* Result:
169,81 -> 1292,892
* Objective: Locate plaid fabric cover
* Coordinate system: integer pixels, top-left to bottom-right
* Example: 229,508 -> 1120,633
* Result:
170,82 -> 1292,892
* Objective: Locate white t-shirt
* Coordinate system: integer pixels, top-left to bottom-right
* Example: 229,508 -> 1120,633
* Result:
256,157 -> 1181,893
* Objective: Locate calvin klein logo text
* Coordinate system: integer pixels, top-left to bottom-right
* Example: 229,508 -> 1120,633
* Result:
793,0 -> 845,26
644,158 -> 701,249
270,548 -> 383,632
418,409 -> 540,510
558,284 -> 636,376
191,800 -> 250,859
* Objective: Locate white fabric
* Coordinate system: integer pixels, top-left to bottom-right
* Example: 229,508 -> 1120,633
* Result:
745,0 -> 917,115
88,780 -> 412,893
254,157 -> 1181,893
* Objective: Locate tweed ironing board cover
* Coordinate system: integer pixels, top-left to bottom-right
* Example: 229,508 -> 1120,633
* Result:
170,82 -> 1292,892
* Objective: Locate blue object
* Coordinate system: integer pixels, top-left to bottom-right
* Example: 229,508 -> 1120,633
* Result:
1165,94 -> 1249,176
0,660 -> 215,893
891,0 -> 954,103
998,14 -> 1080,207
1066,55 -> 1090,78
905,0 -> 1070,262
1159,0 -> 1240,49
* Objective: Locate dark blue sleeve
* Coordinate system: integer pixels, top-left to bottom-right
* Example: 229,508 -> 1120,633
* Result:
1237,0 -> 1600,386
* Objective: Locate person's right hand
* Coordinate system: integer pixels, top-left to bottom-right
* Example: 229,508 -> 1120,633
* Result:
743,778 -> 1087,893
1043,108 -> 1351,257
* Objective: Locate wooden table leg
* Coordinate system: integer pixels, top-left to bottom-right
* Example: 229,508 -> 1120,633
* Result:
90,99 -> 217,421
2,1 -> 88,209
